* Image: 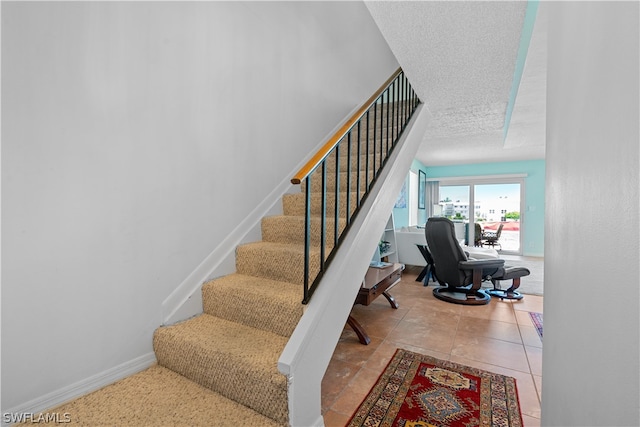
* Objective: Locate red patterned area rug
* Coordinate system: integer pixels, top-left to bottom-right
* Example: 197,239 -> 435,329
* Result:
529,312 -> 543,341
347,349 -> 523,427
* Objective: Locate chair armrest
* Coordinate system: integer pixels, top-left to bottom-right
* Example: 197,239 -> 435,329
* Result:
459,259 -> 505,270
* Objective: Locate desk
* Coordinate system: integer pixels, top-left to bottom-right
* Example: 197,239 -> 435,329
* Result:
348,263 -> 403,345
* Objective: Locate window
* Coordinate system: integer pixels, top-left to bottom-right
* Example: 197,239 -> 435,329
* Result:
438,179 -> 524,254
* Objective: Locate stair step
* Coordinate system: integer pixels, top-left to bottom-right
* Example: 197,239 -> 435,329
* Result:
154,314 -> 289,425
36,365 -> 281,426
324,151 -> 390,173
282,191 -> 361,217
262,215 -> 347,246
302,167 -> 379,192
202,273 -> 302,337
336,126 -> 400,144
236,241 -> 321,285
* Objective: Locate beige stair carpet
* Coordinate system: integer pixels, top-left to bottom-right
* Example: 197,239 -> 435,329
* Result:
21,365 -> 280,427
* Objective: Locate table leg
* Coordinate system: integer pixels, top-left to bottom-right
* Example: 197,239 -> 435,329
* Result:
346,315 -> 371,345
416,266 -> 428,282
416,244 -> 437,286
382,291 -> 399,309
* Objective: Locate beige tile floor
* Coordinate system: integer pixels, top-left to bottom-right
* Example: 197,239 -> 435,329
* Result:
321,263 -> 543,427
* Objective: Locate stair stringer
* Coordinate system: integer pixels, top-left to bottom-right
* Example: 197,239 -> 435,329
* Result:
278,104 -> 431,427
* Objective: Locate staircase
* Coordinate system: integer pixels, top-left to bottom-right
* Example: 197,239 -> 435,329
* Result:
22,109 -> 402,427
152,111 -> 399,425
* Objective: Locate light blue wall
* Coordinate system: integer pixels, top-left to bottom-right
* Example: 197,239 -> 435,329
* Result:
424,160 -> 545,257
392,158 -> 427,228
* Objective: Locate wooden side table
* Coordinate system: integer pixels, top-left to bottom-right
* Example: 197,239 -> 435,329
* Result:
348,263 -> 403,345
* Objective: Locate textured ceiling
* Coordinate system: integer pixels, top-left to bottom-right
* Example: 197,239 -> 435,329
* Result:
365,1 -> 547,166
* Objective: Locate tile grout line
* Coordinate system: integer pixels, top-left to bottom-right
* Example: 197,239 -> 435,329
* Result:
514,304 -> 543,408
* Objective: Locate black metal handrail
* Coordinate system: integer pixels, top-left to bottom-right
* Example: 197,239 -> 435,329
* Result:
291,68 -> 420,304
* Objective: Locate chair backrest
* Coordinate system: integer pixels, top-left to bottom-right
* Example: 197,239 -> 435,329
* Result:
474,223 -> 483,244
425,217 -> 470,286
495,223 -> 504,238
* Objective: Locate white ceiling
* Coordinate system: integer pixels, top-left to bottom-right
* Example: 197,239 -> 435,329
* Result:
365,1 -> 547,166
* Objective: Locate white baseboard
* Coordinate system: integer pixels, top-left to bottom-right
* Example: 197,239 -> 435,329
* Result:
160,186 -> 282,325
2,353 -> 156,427
523,251 -> 544,258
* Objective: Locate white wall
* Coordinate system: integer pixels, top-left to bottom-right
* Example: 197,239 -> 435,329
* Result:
543,2 -> 639,426
1,1 -> 399,412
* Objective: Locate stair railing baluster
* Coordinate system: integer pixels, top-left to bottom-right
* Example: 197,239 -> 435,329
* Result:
410,87 -> 414,114
365,109 -> 370,191
379,95 -> 384,163
400,73 -> 404,130
356,122 -> 362,209
396,75 -> 401,140
392,83 -> 397,147
397,76 -> 401,140
380,99 -> 384,163
372,103 -> 377,179
303,176 -> 312,302
380,99 -> 384,162
378,99 -> 383,170
346,131 -> 352,227
320,162 -> 327,272
405,73 -> 410,126
386,88 -> 390,156
403,72 -> 408,129
333,144 -> 340,247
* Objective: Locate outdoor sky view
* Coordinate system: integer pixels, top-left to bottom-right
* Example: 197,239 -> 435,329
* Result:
439,183 -> 521,252
440,183 -> 520,211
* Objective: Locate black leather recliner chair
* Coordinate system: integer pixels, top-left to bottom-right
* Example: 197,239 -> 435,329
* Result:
425,217 -> 530,305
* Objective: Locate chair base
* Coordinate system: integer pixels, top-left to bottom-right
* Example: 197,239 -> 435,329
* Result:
487,288 -> 523,300
433,286 -> 491,305
488,269 -> 529,301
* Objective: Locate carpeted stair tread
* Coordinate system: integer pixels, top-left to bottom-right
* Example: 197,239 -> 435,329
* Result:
202,273 -> 302,337
282,191 -> 361,217
236,241 -> 321,285
325,152 -> 386,173
22,364 -> 281,427
261,215 -> 347,246
153,314 -> 289,424
303,167 -> 376,192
